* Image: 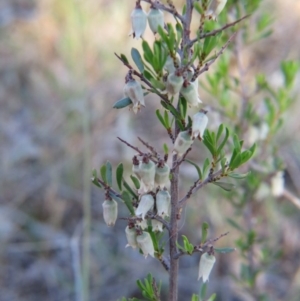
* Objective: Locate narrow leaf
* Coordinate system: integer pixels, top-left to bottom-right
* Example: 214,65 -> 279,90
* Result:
106,161 -> 112,186
122,191 -> 135,215
123,180 -> 138,199
184,159 -> 202,180
212,181 -> 235,191
228,172 -> 250,179
130,175 -> 140,189
116,163 -> 123,190
214,247 -> 236,254
113,97 -> 132,109
131,48 -> 144,73
120,53 -> 129,64
156,109 -> 166,128
226,218 -> 245,232
201,222 -> 209,243
100,164 -> 107,183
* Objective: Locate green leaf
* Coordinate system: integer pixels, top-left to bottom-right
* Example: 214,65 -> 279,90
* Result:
143,69 -> 154,81
91,169 -> 101,188
179,97 -> 187,119
122,191 -> 135,215
113,97 -> 132,109
229,152 -> 242,170
150,78 -> 165,90
156,109 -> 166,128
163,143 -> 169,155
228,172 -> 250,179
164,110 -> 170,128
202,158 -> 210,178
142,41 -> 153,64
100,164 -> 107,183
214,247 -> 236,254
130,175 -> 140,190
123,180 -> 138,200
120,53 -> 129,64
207,293 -> 217,301
212,181 -> 235,191
193,1 -> 203,14
184,159 -> 202,180
201,222 -> 209,243
116,163 -> 123,190
217,127 -> 229,156
216,124 -> 224,142
203,134 -> 216,157
226,218 -> 245,232
200,283 -> 207,299
106,161 -> 112,186
131,48 -> 144,73
233,134 -> 242,151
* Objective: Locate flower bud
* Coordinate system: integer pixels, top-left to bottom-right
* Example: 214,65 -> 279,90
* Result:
166,72 -> 184,95
198,253 -> 216,282
206,0 -> 227,20
124,79 -> 145,114
125,226 -> 138,248
137,231 -> 155,258
173,130 -> 193,157
192,110 -> 208,140
135,194 -> 154,219
180,81 -> 202,107
139,159 -> 156,192
147,8 -> 164,34
151,219 -> 163,232
131,7 -> 147,39
164,54 -> 181,73
102,199 -> 118,226
156,189 -> 171,218
155,162 -> 170,188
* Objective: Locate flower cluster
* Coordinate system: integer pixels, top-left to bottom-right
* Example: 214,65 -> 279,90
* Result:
131,3 -> 164,39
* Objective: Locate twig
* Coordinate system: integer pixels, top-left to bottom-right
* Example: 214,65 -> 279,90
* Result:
282,189 -> 300,210
117,137 -> 145,155
195,32 -> 237,78
157,255 -> 170,272
115,53 -> 171,105
179,168 -> 224,208
188,15 -> 250,47
171,147 -> 192,172
138,136 -> 160,158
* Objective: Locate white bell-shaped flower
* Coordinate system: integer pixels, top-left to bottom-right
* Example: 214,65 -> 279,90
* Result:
102,199 -> 118,227
156,189 -> 171,218
164,53 -> 181,73
147,8 -> 164,34
166,72 -> 184,95
135,194 -> 154,219
139,159 -> 156,192
131,7 -> 147,39
155,162 -> 170,188
173,130 -> 194,157
192,109 -> 208,140
206,0 -> 227,20
125,226 -> 138,248
136,218 -> 148,230
198,253 -> 216,282
151,219 -> 163,232
180,81 -> 202,107
137,231 -> 155,258
124,79 -> 145,114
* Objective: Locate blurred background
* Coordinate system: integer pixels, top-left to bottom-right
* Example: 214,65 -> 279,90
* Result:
0,0 -> 300,300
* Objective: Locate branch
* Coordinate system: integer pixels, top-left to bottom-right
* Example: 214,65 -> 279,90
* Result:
117,137 -> 145,156
188,15 -> 250,48
138,136 -> 160,158
157,255 -> 170,272
195,32 -> 237,78
115,53 -> 172,106
174,231 -> 230,259
142,0 -> 184,23
96,178 -> 122,198
179,168 -> 224,208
